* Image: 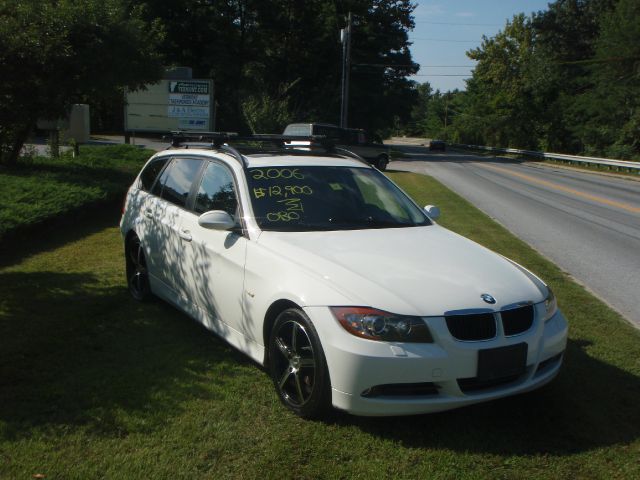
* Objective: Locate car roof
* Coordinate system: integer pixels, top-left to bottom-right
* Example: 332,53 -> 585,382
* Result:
159,148 -> 370,169
244,153 -> 367,168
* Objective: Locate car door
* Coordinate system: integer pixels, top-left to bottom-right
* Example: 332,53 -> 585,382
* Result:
179,160 -> 248,334
131,156 -> 171,280
148,157 -> 205,295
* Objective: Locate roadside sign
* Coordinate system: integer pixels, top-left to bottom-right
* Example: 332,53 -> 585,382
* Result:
125,79 -> 214,132
168,81 -> 209,94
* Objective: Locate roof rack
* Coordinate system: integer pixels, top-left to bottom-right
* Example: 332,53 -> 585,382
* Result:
164,131 -> 370,168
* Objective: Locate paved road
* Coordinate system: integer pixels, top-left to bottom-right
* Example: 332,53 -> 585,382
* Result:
389,145 -> 640,328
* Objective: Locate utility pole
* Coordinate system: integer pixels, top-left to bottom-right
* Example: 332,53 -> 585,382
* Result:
340,12 -> 352,128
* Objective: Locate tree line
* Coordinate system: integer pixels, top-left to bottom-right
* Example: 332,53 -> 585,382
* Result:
2,0 -> 637,166
404,0 -> 639,160
0,0 -> 418,165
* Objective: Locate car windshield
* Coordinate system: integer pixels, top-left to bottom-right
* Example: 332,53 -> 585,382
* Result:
246,166 -> 431,231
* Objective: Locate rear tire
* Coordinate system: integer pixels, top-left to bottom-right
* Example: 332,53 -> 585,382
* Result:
268,308 -> 331,418
125,234 -> 152,301
376,155 -> 389,171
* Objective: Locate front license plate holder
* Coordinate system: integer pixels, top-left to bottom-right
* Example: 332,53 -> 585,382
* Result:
477,343 -> 528,380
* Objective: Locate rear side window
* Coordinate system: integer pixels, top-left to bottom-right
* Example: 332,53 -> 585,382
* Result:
139,157 -> 169,191
194,162 -> 238,215
152,158 -> 203,208
283,124 -> 311,136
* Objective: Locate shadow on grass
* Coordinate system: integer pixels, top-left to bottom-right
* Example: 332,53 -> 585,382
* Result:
0,206 -> 122,269
0,268 -> 251,441
324,338 -> 640,455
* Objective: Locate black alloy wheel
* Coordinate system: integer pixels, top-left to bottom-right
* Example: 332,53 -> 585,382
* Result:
268,308 -> 330,418
125,234 -> 151,301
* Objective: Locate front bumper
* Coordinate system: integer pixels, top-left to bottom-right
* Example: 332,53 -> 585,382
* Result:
305,305 -> 568,416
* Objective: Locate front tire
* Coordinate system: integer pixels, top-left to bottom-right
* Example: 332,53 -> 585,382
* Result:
268,308 -> 331,418
125,234 -> 152,301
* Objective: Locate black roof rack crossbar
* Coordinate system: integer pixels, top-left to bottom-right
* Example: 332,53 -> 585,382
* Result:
165,131 -> 370,167
168,131 -> 333,148
168,131 -> 237,148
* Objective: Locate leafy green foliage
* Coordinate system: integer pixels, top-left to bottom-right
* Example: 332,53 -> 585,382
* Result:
405,0 -> 639,160
0,0 -> 164,165
581,0 -> 640,158
0,145 -> 152,241
140,0 -> 418,135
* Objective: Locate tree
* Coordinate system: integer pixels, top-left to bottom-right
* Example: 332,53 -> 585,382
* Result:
580,0 -> 640,157
139,0 -> 419,135
531,0 -> 619,152
0,0 -> 164,165
462,14 -> 543,149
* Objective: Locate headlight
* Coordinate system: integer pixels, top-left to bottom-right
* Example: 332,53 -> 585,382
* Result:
544,287 -> 558,322
330,307 -> 433,343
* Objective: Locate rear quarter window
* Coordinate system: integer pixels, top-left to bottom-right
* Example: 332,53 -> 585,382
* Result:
139,157 -> 170,191
152,158 -> 204,208
284,124 -> 311,136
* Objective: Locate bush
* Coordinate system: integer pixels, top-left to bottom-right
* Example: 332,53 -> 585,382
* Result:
0,145 -> 152,241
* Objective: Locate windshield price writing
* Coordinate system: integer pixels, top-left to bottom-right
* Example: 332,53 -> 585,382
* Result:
249,168 -> 313,223
251,168 -> 304,180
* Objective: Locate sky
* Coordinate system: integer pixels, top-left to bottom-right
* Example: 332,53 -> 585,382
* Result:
409,1 -> 552,92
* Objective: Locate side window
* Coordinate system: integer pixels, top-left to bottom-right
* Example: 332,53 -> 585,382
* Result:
284,124 -> 310,136
139,157 -> 169,191
153,158 -> 203,208
151,160 -> 172,197
194,162 -> 238,215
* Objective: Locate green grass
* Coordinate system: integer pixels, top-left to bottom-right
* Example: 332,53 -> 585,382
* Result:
0,145 -> 153,241
1,172 -> 639,479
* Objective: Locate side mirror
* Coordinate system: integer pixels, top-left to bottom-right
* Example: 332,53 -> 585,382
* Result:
198,210 -> 236,230
424,205 -> 440,220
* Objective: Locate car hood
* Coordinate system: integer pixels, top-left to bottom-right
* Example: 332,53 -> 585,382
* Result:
256,225 -> 545,316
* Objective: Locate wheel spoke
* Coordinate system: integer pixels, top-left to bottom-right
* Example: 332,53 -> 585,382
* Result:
294,372 -> 305,404
129,244 -> 139,266
275,337 -> 292,359
137,244 -> 144,266
279,367 -> 292,389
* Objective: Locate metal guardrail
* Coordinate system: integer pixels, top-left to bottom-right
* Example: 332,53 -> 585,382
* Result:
451,143 -> 640,173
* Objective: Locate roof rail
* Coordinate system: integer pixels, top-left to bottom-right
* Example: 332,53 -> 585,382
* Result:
168,131 -> 332,148
219,144 -> 247,168
165,131 -> 370,168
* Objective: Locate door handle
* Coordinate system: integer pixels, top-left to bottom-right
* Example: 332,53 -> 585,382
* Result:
144,209 -> 154,219
178,229 -> 192,242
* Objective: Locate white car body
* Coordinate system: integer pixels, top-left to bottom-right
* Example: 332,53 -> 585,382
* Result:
120,148 -> 568,416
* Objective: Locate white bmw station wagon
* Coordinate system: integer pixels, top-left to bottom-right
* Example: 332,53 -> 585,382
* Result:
120,133 -> 568,417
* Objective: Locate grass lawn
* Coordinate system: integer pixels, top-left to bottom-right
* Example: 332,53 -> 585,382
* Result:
1,170 -> 639,479
0,145 -> 153,242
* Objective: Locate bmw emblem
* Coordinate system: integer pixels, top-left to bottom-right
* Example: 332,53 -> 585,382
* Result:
481,293 -> 496,304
